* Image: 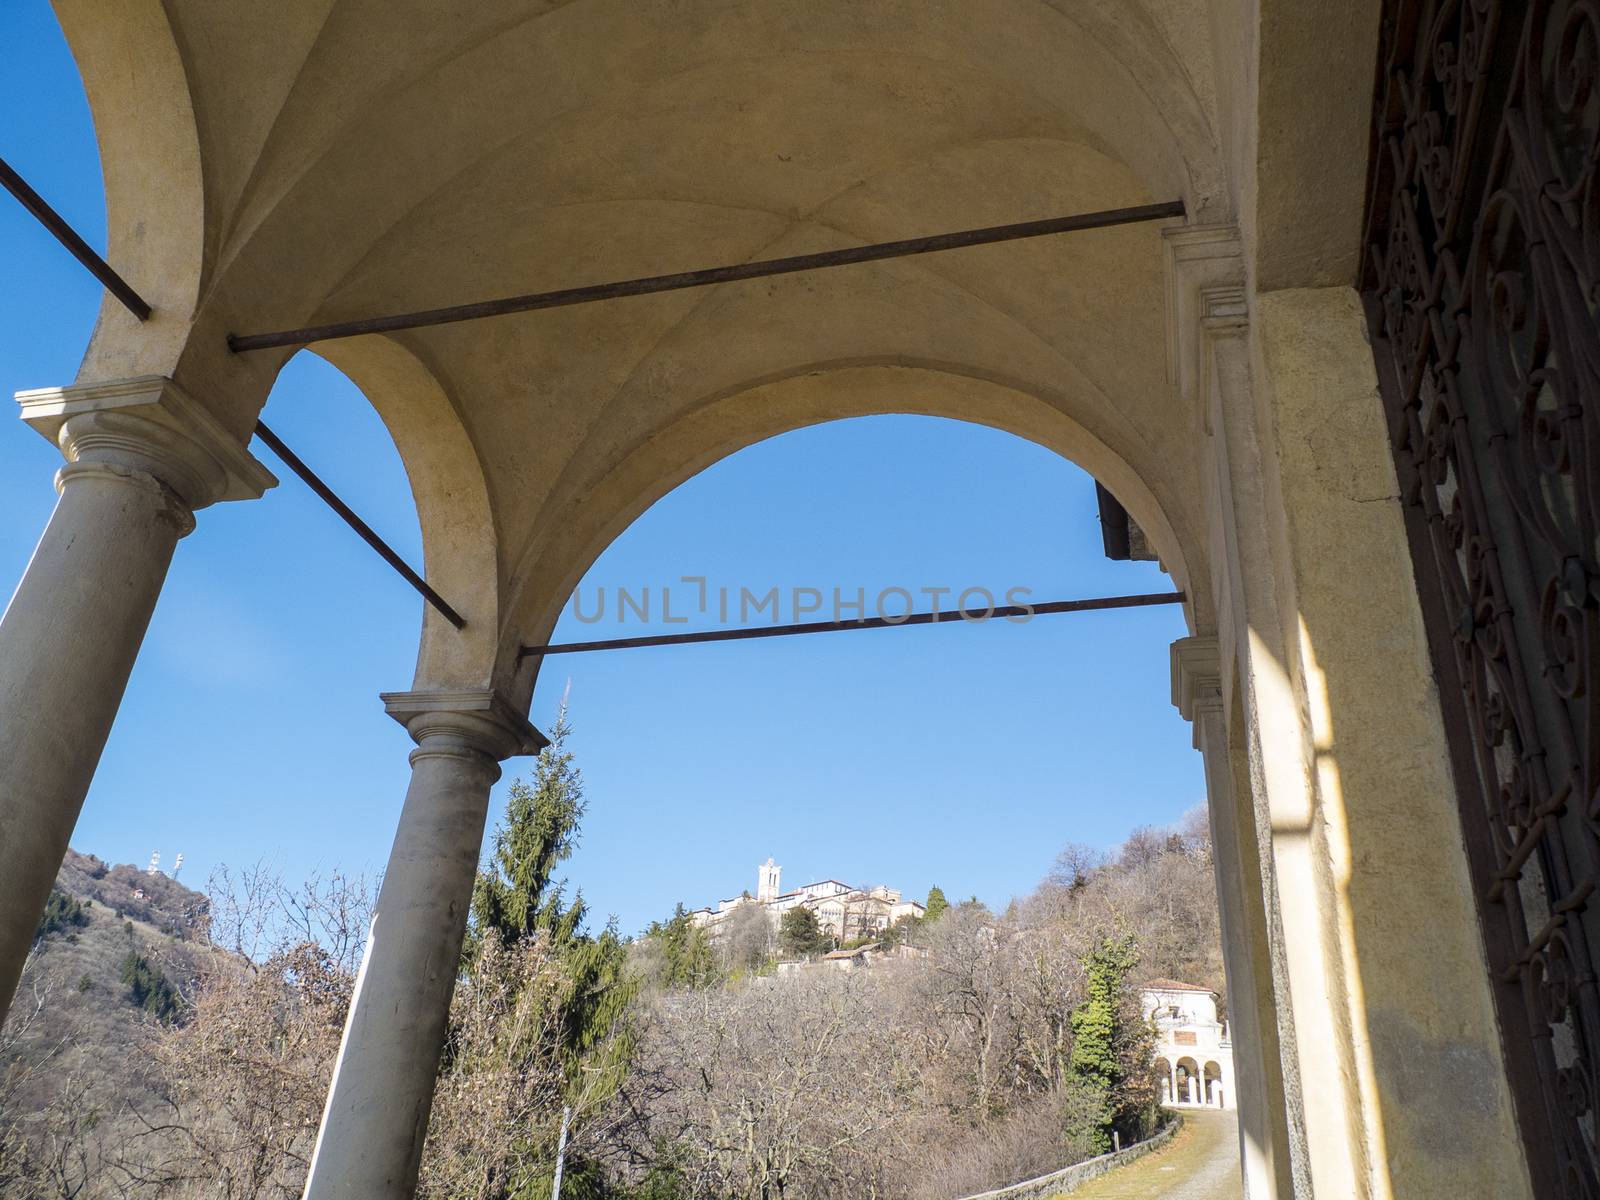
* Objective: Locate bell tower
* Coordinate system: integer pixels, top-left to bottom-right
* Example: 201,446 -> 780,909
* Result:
758,857 -> 781,903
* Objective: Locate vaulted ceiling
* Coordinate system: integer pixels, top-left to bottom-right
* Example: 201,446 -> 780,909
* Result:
55,0 -> 1229,688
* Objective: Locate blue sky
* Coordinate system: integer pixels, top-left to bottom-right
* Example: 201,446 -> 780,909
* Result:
2,4 -> 1202,935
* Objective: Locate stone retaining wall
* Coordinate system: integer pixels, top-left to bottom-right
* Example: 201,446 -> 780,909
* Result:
955,1116 -> 1184,1200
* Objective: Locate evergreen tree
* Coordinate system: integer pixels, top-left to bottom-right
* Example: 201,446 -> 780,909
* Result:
457,701 -> 637,1196
647,904 -> 719,989
924,886 -> 949,922
119,947 -> 178,1021
471,703 -> 587,955
558,920 -> 637,1098
33,889 -> 89,944
1066,933 -> 1142,1154
777,906 -> 830,958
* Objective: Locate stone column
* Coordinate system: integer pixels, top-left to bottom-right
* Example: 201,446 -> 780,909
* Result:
1174,635 -> 1294,1199
304,690 -> 544,1200
0,378 -> 273,1018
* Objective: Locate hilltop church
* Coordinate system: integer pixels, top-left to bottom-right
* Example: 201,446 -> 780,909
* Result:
690,859 -> 925,943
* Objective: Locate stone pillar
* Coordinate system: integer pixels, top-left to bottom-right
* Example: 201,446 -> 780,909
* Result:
0,378 -> 273,1018
304,690 -> 544,1200
1245,288 -> 1535,1199
1174,635 -> 1294,1199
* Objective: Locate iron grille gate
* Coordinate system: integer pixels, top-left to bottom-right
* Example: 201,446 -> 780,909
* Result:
1362,1 -> 1600,1193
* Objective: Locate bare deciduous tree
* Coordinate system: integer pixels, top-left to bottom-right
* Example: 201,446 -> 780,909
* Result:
621,972 -> 930,1200
117,866 -> 374,1199
716,903 -> 773,977
416,932 -> 569,1200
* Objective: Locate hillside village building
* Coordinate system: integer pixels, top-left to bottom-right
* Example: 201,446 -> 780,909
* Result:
0,3 -> 1590,1196
1144,980 -> 1235,1111
690,859 -> 925,943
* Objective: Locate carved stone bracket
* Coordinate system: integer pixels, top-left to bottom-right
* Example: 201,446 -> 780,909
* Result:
1171,635 -> 1224,748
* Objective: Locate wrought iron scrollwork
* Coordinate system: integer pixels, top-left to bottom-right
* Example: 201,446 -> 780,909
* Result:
1363,0 -> 1600,1192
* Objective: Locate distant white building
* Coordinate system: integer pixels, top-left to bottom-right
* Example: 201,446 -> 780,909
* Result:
690,858 -> 925,943
1143,979 -> 1235,1109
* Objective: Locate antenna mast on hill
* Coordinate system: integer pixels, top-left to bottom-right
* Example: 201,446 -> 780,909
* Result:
146,851 -> 160,877
171,853 -> 184,881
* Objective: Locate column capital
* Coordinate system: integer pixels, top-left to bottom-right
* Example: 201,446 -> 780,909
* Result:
1172,635 -> 1224,726
381,689 -> 548,761
16,375 -> 276,511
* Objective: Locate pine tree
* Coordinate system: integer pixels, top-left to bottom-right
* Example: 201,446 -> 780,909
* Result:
470,703 -> 587,955
33,889 -> 89,943
119,947 -> 178,1021
648,904 -> 719,989
777,906 -> 830,958
924,885 -> 949,922
455,701 -> 637,1196
1065,933 -> 1148,1154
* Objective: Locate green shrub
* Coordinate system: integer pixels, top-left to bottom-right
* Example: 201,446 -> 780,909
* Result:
33,889 -> 90,943
119,948 -> 179,1022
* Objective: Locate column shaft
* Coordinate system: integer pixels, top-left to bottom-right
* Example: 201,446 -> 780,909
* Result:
305,743 -> 497,1195
1174,636 -> 1294,1197
1198,704 -> 1292,1192
0,376 -> 273,1020
0,463 -> 188,1013
304,691 -> 541,1199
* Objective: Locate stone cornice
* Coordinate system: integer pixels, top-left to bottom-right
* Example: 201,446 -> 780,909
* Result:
381,689 -> 548,760
1171,635 -> 1224,729
16,376 -> 276,509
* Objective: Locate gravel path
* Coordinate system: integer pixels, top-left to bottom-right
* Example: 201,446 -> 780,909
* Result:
1052,1109 -> 1243,1200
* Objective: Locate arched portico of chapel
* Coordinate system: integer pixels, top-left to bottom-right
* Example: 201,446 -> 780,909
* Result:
0,2 -> 1564,1198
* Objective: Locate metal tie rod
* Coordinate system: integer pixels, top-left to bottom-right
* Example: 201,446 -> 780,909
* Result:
0,155 -> 151,320
228,199 -> 1186,352
519,591 -> 1185,658
0,155 -> 465,629
251,421 -> 466,629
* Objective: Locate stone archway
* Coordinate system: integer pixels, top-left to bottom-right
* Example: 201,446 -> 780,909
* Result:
1176,1057 -> 1201,1106
303,339 -> 501,689
0,3 -> 1548,1197
1154,1056 -> 1175,1106
501,364 -> 1206,698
